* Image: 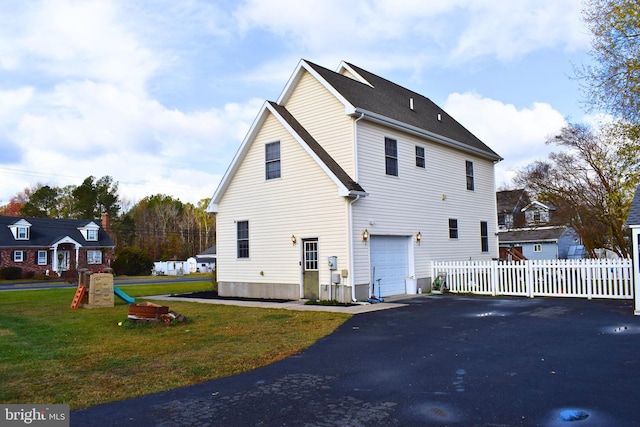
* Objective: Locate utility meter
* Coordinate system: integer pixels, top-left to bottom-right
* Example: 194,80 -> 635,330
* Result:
328,256 -> 337,270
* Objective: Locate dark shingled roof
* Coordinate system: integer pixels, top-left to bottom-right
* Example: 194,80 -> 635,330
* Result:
627,185 -> 640,226
304,60 -> 502,160
269,101 -> 366,194
498,226 -> 569,244
0,215 -> 114,248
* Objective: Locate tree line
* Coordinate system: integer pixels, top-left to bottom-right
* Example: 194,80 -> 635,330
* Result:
0,175 -> 215,262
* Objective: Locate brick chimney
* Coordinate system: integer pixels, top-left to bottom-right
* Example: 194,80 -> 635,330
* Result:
101,212 -> 111,235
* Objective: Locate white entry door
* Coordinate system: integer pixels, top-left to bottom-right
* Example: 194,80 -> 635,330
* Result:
370,236 -> 408,297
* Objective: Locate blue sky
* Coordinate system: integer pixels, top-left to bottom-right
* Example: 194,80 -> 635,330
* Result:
0,0 -> 598,207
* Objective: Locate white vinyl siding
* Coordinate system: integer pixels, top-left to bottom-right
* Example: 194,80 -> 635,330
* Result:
283,71 -> 355,179
216,112 -> 350,287
352,121 -> 498,284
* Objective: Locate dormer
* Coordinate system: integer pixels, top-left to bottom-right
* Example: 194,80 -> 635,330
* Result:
522,201 -> 554,226
9,219 -> 31,240
78,222 -> 100,242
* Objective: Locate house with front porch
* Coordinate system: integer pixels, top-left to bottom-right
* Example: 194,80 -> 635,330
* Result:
208,59 -> 502,302
0,215 -> 115,278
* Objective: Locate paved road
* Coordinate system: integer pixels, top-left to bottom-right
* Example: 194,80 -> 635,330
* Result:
0,276 -> 207,291
72,295 -> 640,426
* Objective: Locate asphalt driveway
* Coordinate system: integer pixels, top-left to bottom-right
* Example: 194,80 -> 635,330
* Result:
72,295 -> 640,426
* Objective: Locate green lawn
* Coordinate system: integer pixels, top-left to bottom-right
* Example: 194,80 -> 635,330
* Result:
0,281 -> 350,409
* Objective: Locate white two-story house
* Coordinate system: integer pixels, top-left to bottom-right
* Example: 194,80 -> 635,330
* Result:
209,59 -> 502,302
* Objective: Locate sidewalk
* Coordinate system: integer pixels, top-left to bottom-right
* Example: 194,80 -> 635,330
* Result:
146,293 -> 412,314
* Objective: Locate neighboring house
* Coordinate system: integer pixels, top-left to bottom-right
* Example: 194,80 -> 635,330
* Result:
208,59 -> 502,301
496,189 -> 530,230
626,184 -> 640,315
0,215 -> 115,277
195,245 -> 216,272
498,226 -> 580,261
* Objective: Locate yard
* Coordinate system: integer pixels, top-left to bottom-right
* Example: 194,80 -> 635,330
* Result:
0,281 -> 350,409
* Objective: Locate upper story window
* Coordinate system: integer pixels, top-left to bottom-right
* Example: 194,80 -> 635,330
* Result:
237,220 -> 249,259
449,219 -> 459,239
465,160 -> 474,191
415,145 -> 426,168
17,226 -> 29,240
265,141 -> 281,180
87,229 -> 98,241
385,137 -> 398,176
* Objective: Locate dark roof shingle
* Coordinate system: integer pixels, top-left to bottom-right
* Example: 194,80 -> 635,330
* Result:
304,60 -> 501,160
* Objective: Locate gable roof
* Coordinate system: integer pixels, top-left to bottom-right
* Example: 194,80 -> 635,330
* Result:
268,102 -> 365,195
209,100 -> 367,212
522,200 -> 555,212
0,216 -> 114,248
627,184 -> 640,226
287,60 -> 501,161
209,59 -> 501,212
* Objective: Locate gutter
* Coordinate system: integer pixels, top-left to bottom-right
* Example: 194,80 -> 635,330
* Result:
350,108 -> 503,162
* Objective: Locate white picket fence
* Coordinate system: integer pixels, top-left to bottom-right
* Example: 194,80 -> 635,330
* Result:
431,258 -> 634,300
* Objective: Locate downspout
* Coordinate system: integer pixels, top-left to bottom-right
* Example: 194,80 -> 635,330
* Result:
348,194 -> 360,302
349,113 -> 366,302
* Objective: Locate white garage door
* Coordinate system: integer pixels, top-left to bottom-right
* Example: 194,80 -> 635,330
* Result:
370,236 -> 408,297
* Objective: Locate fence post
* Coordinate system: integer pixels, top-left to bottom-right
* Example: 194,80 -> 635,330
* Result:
491,259 -> 498,296
586,259 -> 593,300
526,260 -> 534,298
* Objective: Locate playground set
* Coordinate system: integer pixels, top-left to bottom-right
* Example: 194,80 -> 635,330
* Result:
70,269 -> 183,324
70,268 -> 135,309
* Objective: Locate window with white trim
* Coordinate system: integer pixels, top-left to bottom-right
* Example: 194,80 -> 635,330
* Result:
87,229 -> 98,241
17,226 -> 29,240
449,219 -> 459,239
87,250 -> 102,264
480,221 -> 489,252
265,141 -> 281,180
534,244 -> 542,252
13,251 -> 24,262
465,160 -> 474,191
237,221 -> 249,259
385,137 -> 398,176
38,251 -> 48,265
415,145 -> 426,168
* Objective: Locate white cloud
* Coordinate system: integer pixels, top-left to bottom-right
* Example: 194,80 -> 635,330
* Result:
444,92 -> 567,187
234,0 -> 589,66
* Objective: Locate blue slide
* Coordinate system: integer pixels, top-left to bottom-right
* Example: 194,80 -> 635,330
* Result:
114,286 -> 136,304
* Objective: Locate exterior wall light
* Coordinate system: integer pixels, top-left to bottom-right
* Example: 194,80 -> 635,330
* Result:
291,235 -> 297,245
416,231 -> 422,244
362,229 -> 369,241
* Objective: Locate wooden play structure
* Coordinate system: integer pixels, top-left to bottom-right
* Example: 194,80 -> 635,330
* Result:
70,268 -> 135,308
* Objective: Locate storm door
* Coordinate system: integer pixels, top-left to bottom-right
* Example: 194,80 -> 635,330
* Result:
302,239 -> 319,299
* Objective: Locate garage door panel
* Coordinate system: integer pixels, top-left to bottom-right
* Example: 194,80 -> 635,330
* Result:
370,236 -> 408,297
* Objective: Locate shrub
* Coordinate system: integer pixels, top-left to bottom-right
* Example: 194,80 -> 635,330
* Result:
22,270 -> 35,279
0,267 -> 23,280
112,247 -> 154,276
